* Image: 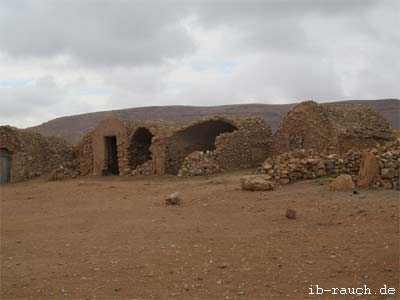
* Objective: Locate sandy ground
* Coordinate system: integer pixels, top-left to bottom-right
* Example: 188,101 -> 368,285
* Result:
1,171 -> 399,300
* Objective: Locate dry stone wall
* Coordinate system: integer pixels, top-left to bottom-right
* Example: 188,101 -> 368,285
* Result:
256,140 -> 400,189
0,126 -> 76,182
273,101 -> 394,154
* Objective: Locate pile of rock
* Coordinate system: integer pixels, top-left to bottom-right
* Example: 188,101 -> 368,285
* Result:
256,148 -> 361,186
131,160 -> 154,176
49,161 -> 80,181
178,151 -> 223,176
255,140 -> 400,189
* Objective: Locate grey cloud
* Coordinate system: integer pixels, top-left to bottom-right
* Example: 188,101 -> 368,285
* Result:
0,0 -> 194,67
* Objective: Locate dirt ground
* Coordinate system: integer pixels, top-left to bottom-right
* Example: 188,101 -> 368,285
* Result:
1,171 -> 399,300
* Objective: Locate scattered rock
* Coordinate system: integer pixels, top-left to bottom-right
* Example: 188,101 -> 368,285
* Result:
166,192 -> 181,205
240,175 -> 274,191
285,209 -> 297,219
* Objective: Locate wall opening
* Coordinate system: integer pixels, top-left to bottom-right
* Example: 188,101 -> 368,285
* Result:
0,148 -> 11,184
165,120 -> 238,174
289,133 -> 304,151
103,136 -> 119,175
129,127 -> 154,169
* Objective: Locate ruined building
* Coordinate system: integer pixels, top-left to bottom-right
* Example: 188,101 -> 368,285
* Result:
79,116 -> 272,177
78,118 -> 180,176
273,101 -> 394,154
0,126 -> 76,183
154,116 -> 272,176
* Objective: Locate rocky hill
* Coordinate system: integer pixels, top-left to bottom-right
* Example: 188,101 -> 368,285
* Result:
27,99 -> 399,144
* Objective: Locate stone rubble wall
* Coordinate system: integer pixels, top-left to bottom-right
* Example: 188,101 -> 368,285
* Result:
77,131 -> 94,176
256,140 -> 399,189
273,101 -> 394,155
0,126 -> 76,182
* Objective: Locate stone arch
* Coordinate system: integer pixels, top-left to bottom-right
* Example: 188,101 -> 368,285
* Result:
164,119 -> 238,174
129,127 -> 154,169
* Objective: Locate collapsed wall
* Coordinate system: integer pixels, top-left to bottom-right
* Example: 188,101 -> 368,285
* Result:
159,116 -> 272,176
0,126 -> 76,183
273,101 -> 394,155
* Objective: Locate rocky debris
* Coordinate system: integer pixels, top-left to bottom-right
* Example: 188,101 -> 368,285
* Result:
166,192 -> 181,205
240,175 -> 274,191
178,151 -> 223,177
329,174 -> 355,191
49,162 -> 79,181
255,140 -> 399,189
132,160 -> 154,176
285,209 -> 297,219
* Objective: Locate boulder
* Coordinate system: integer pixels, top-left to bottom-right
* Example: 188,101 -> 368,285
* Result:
166,192 -> 181,205
240,175 -> 274,191
357,152 -> 380,188
329,174 -> 355,191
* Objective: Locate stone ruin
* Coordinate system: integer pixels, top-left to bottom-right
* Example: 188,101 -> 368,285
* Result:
78,116 -> 272,177
0,126 -> 77,183
255,139 -> 400,190
77,118 -> 180,177
1,100 -> 396,186
157,116 -> 272,176
273,101 -> 394,154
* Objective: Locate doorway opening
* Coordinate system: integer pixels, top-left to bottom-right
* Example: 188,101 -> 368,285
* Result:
103,136 -> 119,175
0,148 -> 11,184
129,127 -> 154,169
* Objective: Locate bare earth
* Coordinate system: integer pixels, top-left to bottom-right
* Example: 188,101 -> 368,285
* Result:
1,171 -> 399,300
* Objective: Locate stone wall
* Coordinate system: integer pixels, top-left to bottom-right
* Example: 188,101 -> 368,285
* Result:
162,116 -> 272,176
273,101 -> 394,155
0,126 -> 76,182
77,131 -> 94,176
256,140 -> 400,189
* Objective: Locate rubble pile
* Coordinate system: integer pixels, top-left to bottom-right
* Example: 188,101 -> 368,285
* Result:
131,160 -> 154,176
178,151 -> 223,176
255,140 -> 400,189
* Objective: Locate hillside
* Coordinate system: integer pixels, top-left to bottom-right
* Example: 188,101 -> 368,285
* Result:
27,99 -> 400,144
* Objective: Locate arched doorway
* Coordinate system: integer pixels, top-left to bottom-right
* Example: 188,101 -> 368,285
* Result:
129,127 -> 154,169
0,148 -> 11,184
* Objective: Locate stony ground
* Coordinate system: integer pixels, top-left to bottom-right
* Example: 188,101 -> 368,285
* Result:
1,171 -> 399,300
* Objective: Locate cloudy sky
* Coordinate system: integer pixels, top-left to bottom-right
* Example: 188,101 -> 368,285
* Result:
0,0 -> 399,128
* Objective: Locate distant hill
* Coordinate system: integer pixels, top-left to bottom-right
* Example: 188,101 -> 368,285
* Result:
27,99 -> 400,144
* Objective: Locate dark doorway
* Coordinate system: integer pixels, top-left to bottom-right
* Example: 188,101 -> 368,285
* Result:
129,128 -> 154,169
103,136 -> 119,175
0,148 -> 11,184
